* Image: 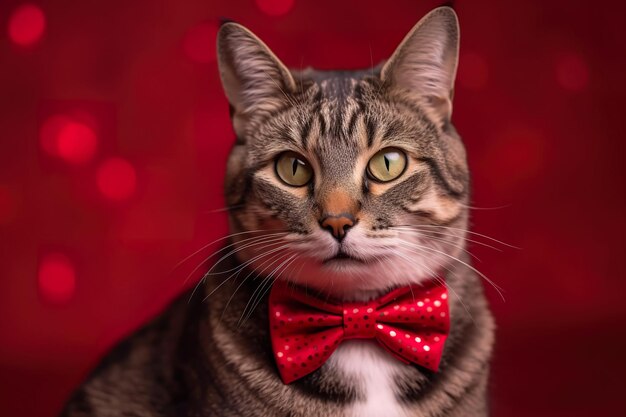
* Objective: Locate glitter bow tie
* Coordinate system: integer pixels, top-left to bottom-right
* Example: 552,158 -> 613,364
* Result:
268,279 -> 450,384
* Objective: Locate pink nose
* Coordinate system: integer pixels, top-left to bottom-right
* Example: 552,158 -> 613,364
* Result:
320,215 -> 355,241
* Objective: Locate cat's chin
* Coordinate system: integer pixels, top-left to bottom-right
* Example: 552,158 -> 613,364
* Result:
277,256 -> 431,301
321,250 -> 372,266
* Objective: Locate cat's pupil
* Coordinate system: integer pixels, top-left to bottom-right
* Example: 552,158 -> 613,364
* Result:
384,155 -> 390,171
292,158 -> 298,176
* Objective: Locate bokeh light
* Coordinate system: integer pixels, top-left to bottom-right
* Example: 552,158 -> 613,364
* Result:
255,0 -> 295,16
38,253 -> 76,304
96,157 -> 137,200
40,115 -> 98,164
458,52 -> 489,90
555,53 -> 589,92
56,121 -> 98,164
183,22 -> 218,63
8,4 -> 46,47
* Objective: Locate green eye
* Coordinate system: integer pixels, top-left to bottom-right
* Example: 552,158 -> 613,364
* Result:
275,152 -> 313,187
367,148 -> 407,182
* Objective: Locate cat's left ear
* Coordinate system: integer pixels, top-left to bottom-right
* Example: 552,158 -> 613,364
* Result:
381,7 -> 460,128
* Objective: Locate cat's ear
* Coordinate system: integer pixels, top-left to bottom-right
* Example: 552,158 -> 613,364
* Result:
217,22 -> 296,117
381,7 -> 460,128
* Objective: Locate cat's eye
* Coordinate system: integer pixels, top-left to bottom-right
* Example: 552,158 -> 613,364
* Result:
275,152 -> 313,187
367,148 -> 407,182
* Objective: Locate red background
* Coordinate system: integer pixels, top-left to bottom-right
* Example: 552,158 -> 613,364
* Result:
1,0 -> 625,415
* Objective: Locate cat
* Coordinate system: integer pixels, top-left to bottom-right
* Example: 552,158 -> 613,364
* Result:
61,6 -> 495,417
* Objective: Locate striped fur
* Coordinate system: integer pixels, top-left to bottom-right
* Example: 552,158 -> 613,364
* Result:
61,7 -> 494,416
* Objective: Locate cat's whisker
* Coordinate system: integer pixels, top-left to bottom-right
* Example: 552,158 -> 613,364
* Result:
256,254 -> 300,313
202,203 -> 246,214
392,225 -> 507,252
245,253 -> 297,315
240,253 -> 300,327
397,224 -> 519,249
394,225 -> 490,248
431,274 -> 475,324
188,238 -> 288,303
391,245 -> 474,322
238,252 -> 299,327
171,229 -> 287,274
396,239 -> 506,301
182,234 -> 289,297
236,250 -> 295,323
382,239 -> 475,323
458,203 -> 512,211
393,228 -> 481,262
196,242 -> 294,304
206,239 -> 296,279
216,248 -> 295,326
204,233 -> 291,276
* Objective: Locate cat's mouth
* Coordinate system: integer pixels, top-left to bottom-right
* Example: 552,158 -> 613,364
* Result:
322,250 -> 367,265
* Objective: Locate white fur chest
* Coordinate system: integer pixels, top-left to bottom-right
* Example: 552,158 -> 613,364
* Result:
328,340 -> 410,417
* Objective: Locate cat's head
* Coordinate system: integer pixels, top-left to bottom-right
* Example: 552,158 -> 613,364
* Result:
216,7 -> 469,298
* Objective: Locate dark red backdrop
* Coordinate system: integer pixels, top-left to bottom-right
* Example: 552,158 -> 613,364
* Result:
1,0 -> 625,415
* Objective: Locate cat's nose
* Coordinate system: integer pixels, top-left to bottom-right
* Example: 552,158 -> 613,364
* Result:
320,215 -> 355,242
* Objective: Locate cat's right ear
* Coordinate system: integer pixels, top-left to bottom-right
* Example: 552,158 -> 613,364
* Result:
216,23 -> 296,118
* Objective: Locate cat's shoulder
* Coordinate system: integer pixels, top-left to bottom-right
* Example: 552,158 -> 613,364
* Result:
59,290 -> 200,416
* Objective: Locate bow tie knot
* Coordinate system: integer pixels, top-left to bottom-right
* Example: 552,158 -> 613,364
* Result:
342,303 -> 377,339
269,280 -> 450,384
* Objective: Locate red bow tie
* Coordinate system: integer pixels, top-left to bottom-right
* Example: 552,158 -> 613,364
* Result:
268,279 -> 450,384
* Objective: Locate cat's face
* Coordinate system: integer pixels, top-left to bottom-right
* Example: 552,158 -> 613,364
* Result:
217,7 -> 469,297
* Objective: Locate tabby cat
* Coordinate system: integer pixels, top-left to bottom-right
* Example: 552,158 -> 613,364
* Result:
61,6 -> 495,417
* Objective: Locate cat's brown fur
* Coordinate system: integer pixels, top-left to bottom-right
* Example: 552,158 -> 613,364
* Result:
61,7 -> 495,416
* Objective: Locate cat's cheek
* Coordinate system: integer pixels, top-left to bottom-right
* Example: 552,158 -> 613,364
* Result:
405,190 -> 463,224
258,216 -> 288,231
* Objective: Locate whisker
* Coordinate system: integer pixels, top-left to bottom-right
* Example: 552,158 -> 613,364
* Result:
396,239 -> 506,301
458,203 -> 512,211
392,226 -> 501,253
238,252 -> 298,327
194,242 -> 293,304
171,229 -> 287,273
202,203 -> 246,214
391,246 -> 475,322
204,234 -> 288,276
240,253 -> 300,327
414,224 -> 520,249
216,249 -> 292,326
236,251 -> 294,323
394,228 -> 481,262
182,234 -> 288,296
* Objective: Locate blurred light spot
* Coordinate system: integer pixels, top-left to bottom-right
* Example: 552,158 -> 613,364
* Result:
0,185 -> 17,225
555,53 -> 589,92
97,158 -> 137,200
40,115 -> 98,164
256,0 -> 295,16
183,23 -> 218,63
457,52 -> 489,90
38,253 -> 76,304
8,4 -> 46,47
57,121 -> 97,164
